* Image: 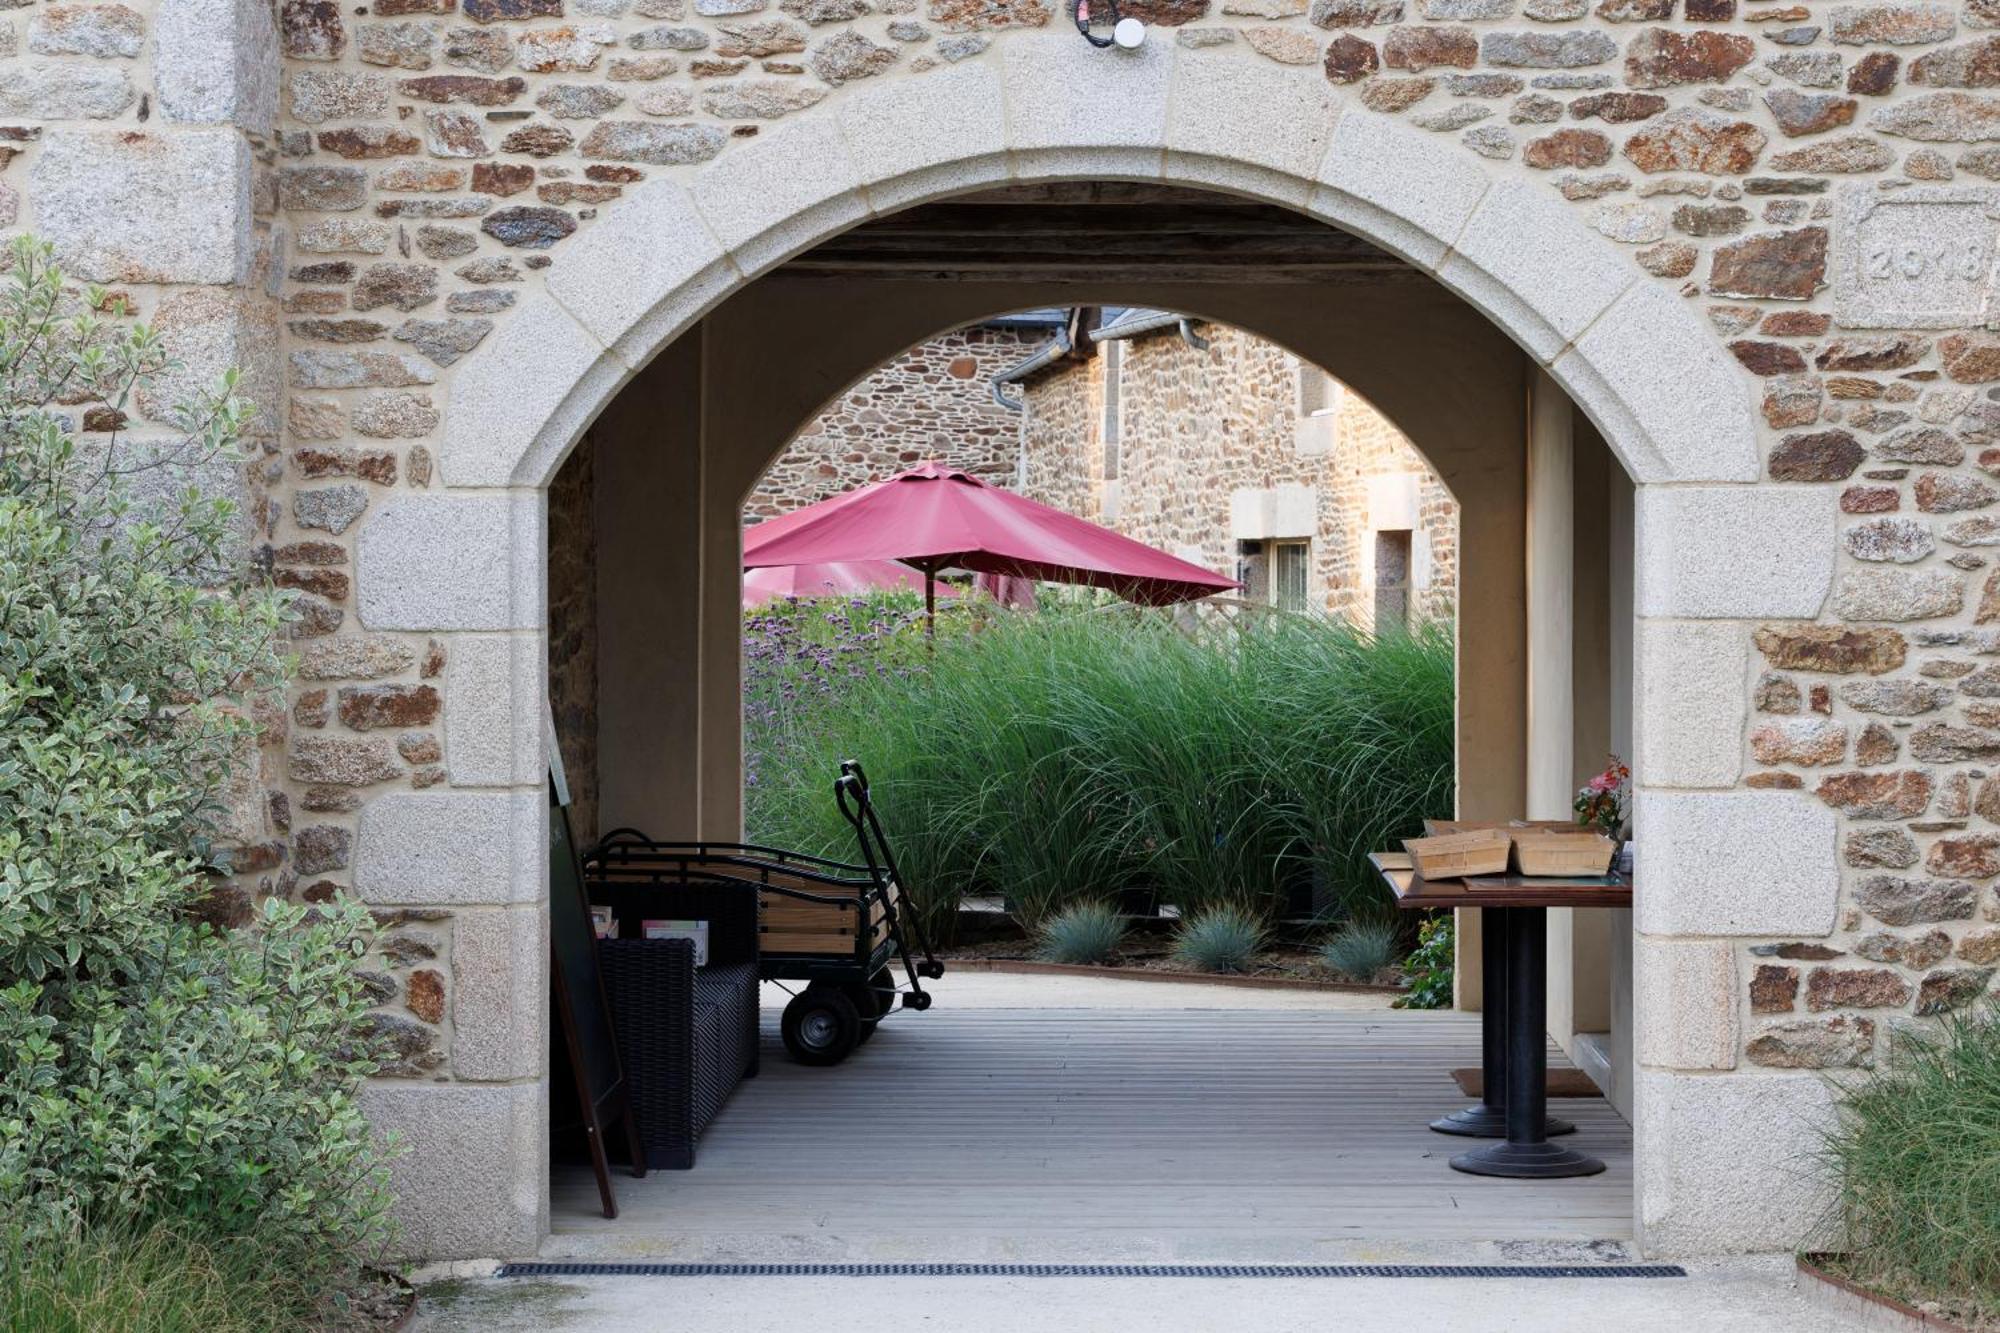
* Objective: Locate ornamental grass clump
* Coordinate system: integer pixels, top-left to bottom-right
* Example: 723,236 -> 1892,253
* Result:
1260,616 -> 1456,924
744,603 -> 1455,949
1818,1004 -> 2000,1321
0,239 -> 392,1308
1036,900 -> 1126,965
2,1219 -> 330,1333
1171,906 -> 1266,974
1319,918 -> 1400,983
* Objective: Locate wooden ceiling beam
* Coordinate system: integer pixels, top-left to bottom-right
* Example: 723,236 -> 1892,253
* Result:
773,186 -> 1415,283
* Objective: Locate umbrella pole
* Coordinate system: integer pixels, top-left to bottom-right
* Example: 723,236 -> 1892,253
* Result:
924,566 -> 936,647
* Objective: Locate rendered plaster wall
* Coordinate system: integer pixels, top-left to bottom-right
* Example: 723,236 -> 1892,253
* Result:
1546,410 -> 1628,1099
594,269 -> 1530,969
590,331 -> 713,839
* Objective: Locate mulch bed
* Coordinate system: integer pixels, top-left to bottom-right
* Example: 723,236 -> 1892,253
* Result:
330,1271 -> 418,1331
941,935 -> 1405,991
1798,1257 -> 1993,1333
1808,1248 -> 1992,1320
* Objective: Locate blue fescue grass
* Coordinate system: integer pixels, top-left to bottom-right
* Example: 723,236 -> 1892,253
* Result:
1171,906 -> 1267,974
1035,900 -> 1128,965
1319,918 -> 1401,983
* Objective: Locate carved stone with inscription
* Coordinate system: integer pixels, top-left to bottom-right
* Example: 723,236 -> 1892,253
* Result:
1835,185 -> 2000,328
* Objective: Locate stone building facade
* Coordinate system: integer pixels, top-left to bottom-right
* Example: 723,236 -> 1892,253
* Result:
755,315 -> 1458,626
8,0 -> 2000,1261
1017,317 -> 1458,625
744,321 -> 1042,518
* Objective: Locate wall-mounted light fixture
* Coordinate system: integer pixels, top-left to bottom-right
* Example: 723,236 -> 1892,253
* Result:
1073,0 -> 1145,49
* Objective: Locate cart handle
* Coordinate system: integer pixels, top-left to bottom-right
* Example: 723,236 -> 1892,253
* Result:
834,759 -> 942,970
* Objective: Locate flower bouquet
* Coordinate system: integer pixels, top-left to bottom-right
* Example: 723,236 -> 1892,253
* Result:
1575,755 -> 1629,840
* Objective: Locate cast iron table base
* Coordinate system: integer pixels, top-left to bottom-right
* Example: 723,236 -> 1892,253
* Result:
1429,905 -> 1575,1140
1448,905 -> 1604,1179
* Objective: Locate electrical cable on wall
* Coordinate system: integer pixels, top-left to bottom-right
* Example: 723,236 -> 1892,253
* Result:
1073,0 -> 1145,48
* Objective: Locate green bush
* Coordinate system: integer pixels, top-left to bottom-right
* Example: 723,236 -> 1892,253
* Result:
744,605 -> 1455,943
1035,901 -> 1126,965
1172,906 -> 1266,974
1820,1005 -> 2000,1319
0,240 -> 391,1284
1393,914 -> 1454,1010
1319,919 -> 1400,983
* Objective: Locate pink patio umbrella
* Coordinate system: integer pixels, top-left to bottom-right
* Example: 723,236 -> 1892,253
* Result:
742,558 -> 948,607
740,559 -> 1036,610
743,461 -> 1238,633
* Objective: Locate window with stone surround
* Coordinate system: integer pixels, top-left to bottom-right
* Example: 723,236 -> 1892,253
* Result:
1294,362 -> 1339,458
1273,539 -> 1310,614
1374,529 -> 1412,630
1235,539 -> 1268,603
1238,538 -> 1309,613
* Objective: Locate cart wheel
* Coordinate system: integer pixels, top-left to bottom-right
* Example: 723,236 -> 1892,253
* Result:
906,989 -> 933,1011
782,986 -> 861,1066
848,968 -> 893,1045
919,960 -> 945,980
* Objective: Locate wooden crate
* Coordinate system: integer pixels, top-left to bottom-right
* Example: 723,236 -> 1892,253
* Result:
1422,818 -> 1573,837
758,877 -> 895,957
1402,829 -> 1512,880
1510,831 -> 1616,877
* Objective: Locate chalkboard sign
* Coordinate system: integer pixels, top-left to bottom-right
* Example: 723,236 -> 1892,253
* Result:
549,778 -> 644,1216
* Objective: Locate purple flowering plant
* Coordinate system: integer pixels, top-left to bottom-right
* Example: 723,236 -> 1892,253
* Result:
741,588 -> 935,791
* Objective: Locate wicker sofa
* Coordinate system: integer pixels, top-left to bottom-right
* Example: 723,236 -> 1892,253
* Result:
591,879 -> 760,1170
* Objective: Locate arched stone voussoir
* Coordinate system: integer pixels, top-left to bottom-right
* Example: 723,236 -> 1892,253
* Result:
1163,47 -> 1341,209
1000,32 -> 1173,184
1307,109 -> 1490,273
838,60 -> 1011,217
443,294 -> 630,490
543,177 -> 734,374
689,116 -> 873,282
439,96 -> 1760,494
1562,280 -> 1762,485
1437,178 -> 1637,366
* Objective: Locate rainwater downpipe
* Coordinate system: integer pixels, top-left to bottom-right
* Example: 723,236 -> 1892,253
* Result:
990,322 -> 1074,413
1089,312 -> 1211,352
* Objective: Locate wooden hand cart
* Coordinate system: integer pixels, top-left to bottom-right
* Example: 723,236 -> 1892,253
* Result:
584,760 -> 945,1067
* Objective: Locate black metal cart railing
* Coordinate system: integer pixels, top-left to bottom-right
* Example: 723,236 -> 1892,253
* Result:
583,761 -> 944,1067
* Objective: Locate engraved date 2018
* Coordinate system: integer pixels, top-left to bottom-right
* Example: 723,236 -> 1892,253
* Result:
1863,240 -> 1988,282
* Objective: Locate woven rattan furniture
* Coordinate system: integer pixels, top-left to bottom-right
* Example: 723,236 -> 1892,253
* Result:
592,880 -> 760,1170
584,761 -> 945,1069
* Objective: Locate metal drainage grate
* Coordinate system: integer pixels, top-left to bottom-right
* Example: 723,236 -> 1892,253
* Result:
498,1262 -> 1688,1280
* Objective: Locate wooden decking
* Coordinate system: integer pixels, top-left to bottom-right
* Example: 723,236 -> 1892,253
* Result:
549,1004 -> 1633,1261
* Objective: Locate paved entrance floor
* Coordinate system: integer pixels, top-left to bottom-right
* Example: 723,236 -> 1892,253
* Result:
548,974 -> 1632,1261
477,977 -> 1866,1331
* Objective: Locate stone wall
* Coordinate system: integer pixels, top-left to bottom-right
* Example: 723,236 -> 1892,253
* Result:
744,323 -> 1042,518
8,0 -> 2000,1256
548,434 -> 599,842
1020,336 -> 1104,520
752,312 -> 1459,626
